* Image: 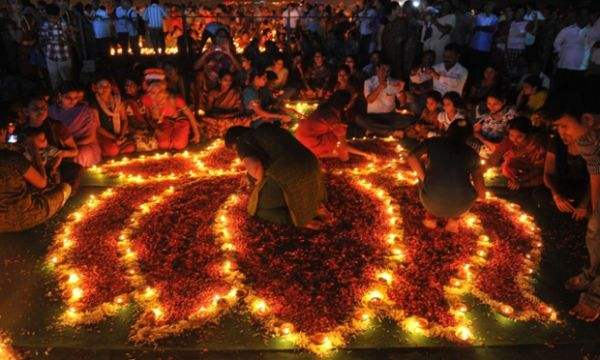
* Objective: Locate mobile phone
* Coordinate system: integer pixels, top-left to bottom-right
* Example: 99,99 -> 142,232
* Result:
8,134 -> 18,143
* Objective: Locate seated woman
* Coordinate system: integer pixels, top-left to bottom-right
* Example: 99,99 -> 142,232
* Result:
301,51 -> 332,100
24,95 -> 81,188
91,77 -> 135,157
122,77 -> 158,152
407,120 -> 486,233
516,75 -> 548,116
49,82 -> 102,168
296,90 -> 371,161
473,89 -> 517,155
266,55 -> 289,94
242,70 -> 291,127
537,130 -> 589,220
437,91 -> 466,131
331,65 -> 362,116
404,90 -> 443,142
141,69 -> 201,150
467,66 -> 501,111
0,119 -> 71,233
202,71 -> 247,138
497,116 -> 546,190
225,124 -> 329,229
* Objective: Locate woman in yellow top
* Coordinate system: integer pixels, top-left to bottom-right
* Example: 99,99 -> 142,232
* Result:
516,75 -> 548,115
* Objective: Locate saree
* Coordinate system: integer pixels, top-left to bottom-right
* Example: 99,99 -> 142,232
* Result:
501,137 -> 546,187
49,104 -> 102,168
238,124 -> 326,227
295,105 -> 347,158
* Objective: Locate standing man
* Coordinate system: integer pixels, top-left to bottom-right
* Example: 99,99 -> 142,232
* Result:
357,0 -> 377,65
282,3 -> 300,37
552,110 -> 600,322
553,8 -> 593,106
469,2 -> 498,81
421,1 -> 456,64
143,0 -> 166,54
115,0 -> 138,55
91,5 -> 111,59
39,4 -> 73,90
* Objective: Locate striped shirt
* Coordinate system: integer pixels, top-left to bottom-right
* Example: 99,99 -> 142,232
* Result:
143,4 -> 166,29
115,7 -> 139,36
577,129 -> 600,175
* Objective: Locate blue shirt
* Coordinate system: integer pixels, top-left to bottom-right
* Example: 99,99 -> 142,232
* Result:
92,9 -> 111,39
470,13 -> 498,52
143,4 -> 166,29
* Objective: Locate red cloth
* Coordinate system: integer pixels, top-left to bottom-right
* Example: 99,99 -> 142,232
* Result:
295,106 -> 347,158
156,119 -> 190,150
98,134 -> 135,157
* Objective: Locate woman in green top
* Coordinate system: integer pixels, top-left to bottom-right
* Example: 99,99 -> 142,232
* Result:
407,120 -> 486,233
225,124 -> 330,229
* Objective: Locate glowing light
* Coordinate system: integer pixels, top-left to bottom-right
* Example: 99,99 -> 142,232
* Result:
377,271 -> 394,285
152,307 -> 164,320
144,287 -> 157,299
67,273 -> 80,284
500,304 -> 514,316
71,287 -> 83,301
403,317 -> 425,334
280,322 -> 294,335
364,289 -> 384,303
477,249 -> 487,258
464,214 -> 478,228
455,326 -> 473,341
252,299 -> 268,314
222,260 -> 232,274
115,296 -> 125,304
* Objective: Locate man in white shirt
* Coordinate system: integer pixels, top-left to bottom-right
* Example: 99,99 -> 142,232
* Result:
282,3 -> 300,35
92,5 -> 111,59
553,8 -> 592,105
115,0 -> 139,56
421,1 -> 456,64
356,62 -> 412,137
427,43 -> 468,96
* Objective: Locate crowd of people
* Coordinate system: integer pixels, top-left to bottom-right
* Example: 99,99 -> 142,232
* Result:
1,0 -> 600,321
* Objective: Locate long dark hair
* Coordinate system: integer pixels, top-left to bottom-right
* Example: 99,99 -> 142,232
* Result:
446,119 -> 473,144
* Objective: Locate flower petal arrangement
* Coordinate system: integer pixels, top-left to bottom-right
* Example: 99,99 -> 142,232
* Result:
47,138 -> 558,355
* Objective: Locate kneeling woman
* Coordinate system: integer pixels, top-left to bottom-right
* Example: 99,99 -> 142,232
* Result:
407,120 -> 486,232
225,124 -> 329,229
296,90 -> 371,161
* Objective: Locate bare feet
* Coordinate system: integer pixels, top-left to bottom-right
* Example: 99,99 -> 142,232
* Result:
569,301 -> 600,322
565,274 -> 590,291
422,214 -> 438,229
444,218 -> 460,233
304,219 -> 326,230
317,205 -> 334,225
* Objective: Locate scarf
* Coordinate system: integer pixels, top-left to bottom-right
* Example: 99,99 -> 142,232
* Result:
95,93 -> 122,134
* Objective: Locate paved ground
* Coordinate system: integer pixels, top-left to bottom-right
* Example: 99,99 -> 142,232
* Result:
1,175 -> 599,359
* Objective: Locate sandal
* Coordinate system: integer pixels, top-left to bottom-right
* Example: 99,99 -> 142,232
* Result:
565,274 -> 591,292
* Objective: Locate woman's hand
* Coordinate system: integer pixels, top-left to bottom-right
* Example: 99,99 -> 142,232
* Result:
552,192 -> 575,213
573,207 -> 588,221
507,179 -> 520,191
191,131 -> 201,144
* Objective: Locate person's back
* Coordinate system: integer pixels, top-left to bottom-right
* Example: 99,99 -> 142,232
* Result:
244,124 -> 315,167
422,136 -> 477,192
